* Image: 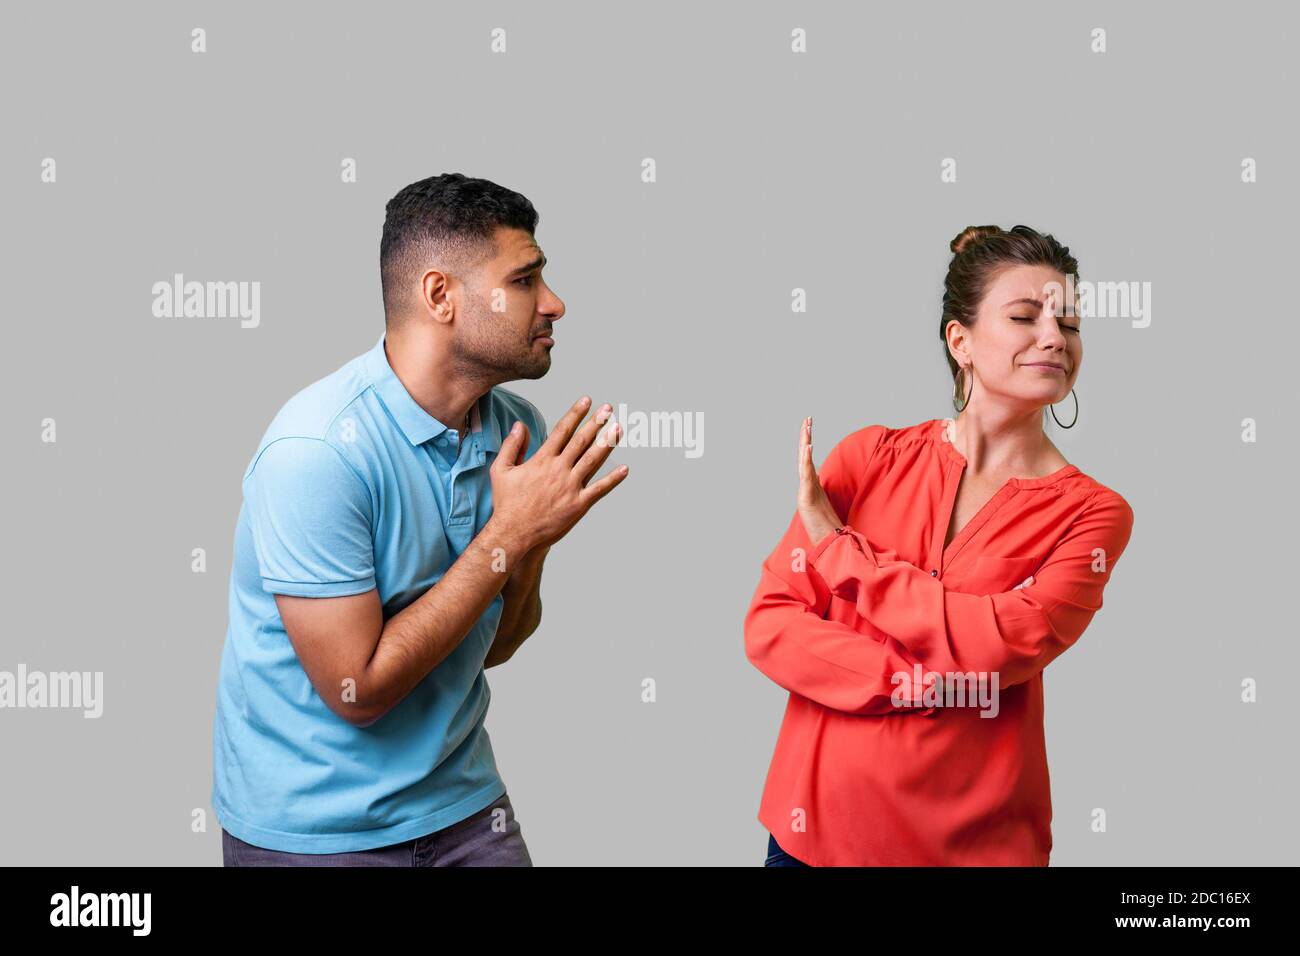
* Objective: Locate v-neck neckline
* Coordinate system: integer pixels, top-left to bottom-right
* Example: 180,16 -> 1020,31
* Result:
929,418 -> 1080,571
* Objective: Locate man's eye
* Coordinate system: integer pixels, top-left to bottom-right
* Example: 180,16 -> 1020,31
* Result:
514,275 -> 534,286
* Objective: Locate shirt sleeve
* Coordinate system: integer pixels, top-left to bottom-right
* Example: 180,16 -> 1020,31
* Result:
742,426 -> 937,716
807,489 -> 1135,689
243,437 -> 377,598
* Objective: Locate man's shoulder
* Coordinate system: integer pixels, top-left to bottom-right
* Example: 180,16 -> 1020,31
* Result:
487,385 -> 547,434
244,353 -> 373,480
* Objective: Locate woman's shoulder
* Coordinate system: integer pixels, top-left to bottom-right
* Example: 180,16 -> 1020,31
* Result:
831,418 -> 945,457
1030,453 -> 1133,539
1066,469 -> 1135,523
820,419 -> 944,484
834,418 -> 940,445
840,419 -> 1133,518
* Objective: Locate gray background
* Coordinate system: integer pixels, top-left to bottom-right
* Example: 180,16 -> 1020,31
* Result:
3,0 -> 1296,865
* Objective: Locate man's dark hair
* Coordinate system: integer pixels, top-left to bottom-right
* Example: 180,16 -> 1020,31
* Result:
380,173 -> 540,323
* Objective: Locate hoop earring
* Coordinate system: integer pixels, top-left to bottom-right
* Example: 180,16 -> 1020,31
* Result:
1050,388 -> 1079,429
952,364 -> 973,413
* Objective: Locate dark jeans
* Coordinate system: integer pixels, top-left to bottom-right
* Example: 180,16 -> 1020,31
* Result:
222,791 -> 532,867
764,831 -> 810,867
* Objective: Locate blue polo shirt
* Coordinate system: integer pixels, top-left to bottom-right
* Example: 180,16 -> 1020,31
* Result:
212,331 -> 547,853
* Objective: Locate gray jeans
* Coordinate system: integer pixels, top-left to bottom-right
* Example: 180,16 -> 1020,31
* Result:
221,791 -> 532,867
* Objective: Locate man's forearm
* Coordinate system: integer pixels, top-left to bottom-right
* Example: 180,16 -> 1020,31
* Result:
358,516 -> 528,722
486,545 -> 549,667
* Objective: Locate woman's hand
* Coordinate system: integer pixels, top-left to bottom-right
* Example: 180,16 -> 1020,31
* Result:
797,417 -> 844,546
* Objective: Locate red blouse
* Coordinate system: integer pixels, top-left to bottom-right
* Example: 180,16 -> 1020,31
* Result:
744,417 -> 1135,866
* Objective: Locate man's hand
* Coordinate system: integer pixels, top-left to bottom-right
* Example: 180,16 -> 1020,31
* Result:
488,396 -> 629,554
796,416 -> 844,546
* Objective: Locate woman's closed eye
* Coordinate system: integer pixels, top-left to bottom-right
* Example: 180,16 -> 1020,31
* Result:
1012,316 -> 1080,333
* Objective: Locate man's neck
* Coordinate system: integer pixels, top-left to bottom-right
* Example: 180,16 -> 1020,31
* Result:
383,328 -> 491,433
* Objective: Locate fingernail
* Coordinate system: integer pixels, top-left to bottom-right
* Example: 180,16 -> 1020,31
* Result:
580,396 -> 591,406
512,421 -> 521,434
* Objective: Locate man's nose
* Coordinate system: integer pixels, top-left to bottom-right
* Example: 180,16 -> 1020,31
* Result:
540,284 -> 565,319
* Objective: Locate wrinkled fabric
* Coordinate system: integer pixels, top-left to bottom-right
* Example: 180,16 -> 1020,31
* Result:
745,418 -> 1134,866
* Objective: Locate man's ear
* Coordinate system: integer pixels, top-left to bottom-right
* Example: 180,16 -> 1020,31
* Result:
420,267 -> 456,326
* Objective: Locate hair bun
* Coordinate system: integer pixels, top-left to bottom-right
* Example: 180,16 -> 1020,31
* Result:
950,225 -> 1003,256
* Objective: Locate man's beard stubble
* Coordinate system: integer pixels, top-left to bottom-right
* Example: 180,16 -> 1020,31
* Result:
450,297 -> 551,382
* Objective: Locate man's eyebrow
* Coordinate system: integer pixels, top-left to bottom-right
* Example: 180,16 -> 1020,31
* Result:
508,254 -> 547,277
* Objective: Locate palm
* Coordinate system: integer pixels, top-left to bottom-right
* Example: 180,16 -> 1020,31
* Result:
796,417 -> 842,544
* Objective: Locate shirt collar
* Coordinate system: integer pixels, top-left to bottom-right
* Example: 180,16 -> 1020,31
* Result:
361,332 -> 502,452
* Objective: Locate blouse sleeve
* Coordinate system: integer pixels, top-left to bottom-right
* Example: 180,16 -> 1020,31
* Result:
806,489 -> 1135,689
743,426 -> 938,716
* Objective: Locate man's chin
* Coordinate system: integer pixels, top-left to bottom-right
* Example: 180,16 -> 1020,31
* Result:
511,354 -> 552,380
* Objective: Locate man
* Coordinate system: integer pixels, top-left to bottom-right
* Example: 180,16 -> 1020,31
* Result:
212,173 -> 628,866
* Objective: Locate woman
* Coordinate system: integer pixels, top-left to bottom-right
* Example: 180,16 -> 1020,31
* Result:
745,225 -> 1135,867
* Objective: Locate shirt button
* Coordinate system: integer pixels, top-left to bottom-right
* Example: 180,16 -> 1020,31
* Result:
931,569 -> 939,577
